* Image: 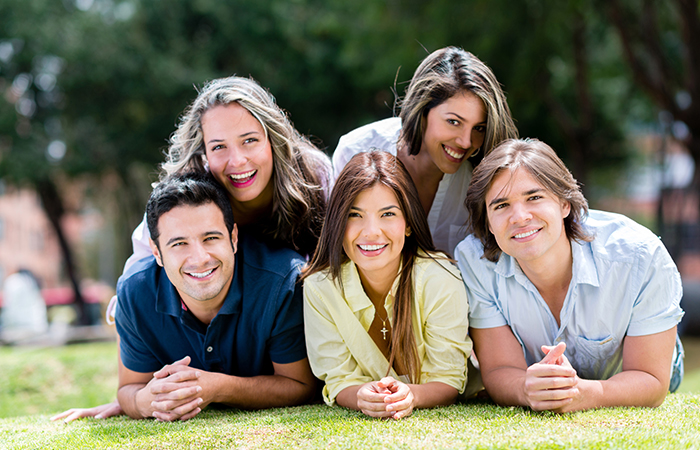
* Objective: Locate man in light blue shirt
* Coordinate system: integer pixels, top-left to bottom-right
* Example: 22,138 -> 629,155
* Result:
456,138 -> 684,413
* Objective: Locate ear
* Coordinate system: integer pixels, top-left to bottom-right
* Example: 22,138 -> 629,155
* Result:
561,199 -> 571,219
405,226 -> 412,237
230,224 -> 239,254
149,238 -> 163,267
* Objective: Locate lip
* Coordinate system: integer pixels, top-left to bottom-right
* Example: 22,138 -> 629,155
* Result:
227,170 -> 257,188
511,228 -> 542,241
357,243 -> 388,257
442,144 -> 467,163
184,266 -> 218,280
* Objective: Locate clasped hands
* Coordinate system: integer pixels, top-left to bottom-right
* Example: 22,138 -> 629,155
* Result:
524,342 -> 583,413
139,356 -> 209,421
356,376 -> 415,420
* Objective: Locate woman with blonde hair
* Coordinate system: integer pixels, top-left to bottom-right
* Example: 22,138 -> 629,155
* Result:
333,46 -> 518,256
303,151 -> 472,419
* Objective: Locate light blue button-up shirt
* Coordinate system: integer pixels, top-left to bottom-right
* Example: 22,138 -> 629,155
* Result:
456,210 -> 684,380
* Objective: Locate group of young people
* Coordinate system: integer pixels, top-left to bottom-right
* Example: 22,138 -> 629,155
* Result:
52,46 -> 684,423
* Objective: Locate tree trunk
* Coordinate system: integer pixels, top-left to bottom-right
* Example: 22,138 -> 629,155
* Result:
34,177 -> 90,326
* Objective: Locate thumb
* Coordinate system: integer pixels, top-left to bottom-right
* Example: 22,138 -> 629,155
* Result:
154,356 -> 192,378
540,342 -> 566,365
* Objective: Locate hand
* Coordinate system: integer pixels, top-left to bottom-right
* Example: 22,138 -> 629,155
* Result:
356,379 -> 394,419
379,377 -> 416,420
524,342 -> 579,411
50,401 -> 123,423
145,356 -> 204,421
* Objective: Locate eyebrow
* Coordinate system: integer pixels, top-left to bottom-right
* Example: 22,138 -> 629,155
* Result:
349,205 -> 401,213
488,188 -> 543,207
165,230 -> 225,247
446,112 -> 487,125
206,131 -> 260,145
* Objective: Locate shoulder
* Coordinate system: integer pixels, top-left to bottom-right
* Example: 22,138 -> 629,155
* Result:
414,251 -> 461,280
455,235 -> 492,268
117,257 -> 160,297
239,232 -> 305,281
335,118 -> 401,155
584,210 -> 666,261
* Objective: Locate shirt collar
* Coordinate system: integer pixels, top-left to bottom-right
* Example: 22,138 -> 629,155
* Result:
340,258 -> 401,320
494,239 -> 599,289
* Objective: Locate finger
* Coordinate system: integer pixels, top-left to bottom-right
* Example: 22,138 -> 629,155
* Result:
154,356 -> 193,379
528,386 -> 579,403
178,407 -> 202,422
360,407 -> 394,419
531,397 -> 575,412
376,377 -> 398,390
152,385 -> 202,402
357,396 -> 392,414
95,403 -> 123,419
384,381 -> 410,403
540,342 -> 566,364
50,410 -> 74,421
149,376 -> 201,395
527,363 -> 576,378
391,406 -> 414,420
153,396 -> 203,418
357,386 -> 390,403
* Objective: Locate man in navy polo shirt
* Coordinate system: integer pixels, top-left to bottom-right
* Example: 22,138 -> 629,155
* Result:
115,172 -> 315,421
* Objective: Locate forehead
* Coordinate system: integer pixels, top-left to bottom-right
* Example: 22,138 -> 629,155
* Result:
486,167 -> 548,202
352,183 -> 400,207
201,102 -> 264,133
157,202 -> 227,239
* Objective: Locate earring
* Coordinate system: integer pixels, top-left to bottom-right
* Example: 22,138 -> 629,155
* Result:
406,227 -> 412,237
469,147 -> 481,158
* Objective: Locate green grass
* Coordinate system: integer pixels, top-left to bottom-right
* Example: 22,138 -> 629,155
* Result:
1,341 -> 699,449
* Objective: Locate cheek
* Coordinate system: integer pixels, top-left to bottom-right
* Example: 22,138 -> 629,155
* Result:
472,130 -> 485,149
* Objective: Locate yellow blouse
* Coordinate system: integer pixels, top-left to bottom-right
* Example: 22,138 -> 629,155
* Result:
303,252 -> 471,405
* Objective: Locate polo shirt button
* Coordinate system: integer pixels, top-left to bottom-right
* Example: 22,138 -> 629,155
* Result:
207,346 -> 213,352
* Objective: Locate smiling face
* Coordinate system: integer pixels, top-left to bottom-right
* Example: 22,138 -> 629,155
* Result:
485,167 -> 571,270
203,103 -> 274,210
342,183 -> 409,286
150,202 -> 238,309
420,90 -> 487,174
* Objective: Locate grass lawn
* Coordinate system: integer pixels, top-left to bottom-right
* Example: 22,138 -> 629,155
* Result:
1,339 -> 699,449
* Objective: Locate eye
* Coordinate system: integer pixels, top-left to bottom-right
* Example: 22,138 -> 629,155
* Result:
493,203 -> 508,211
204,236 -> 220,242
348,212 -> 361,218
528,195 -> 542,201
243,137 -> 258,144
171,241 -> 186,248
381,211 -> 396,217
474,125 -> 486,133
447,119 -> 460,126
209,144 -> 224,152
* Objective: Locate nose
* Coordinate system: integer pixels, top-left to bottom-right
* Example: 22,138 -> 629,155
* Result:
226,147 -> 248,168
455,127 -> 472,150
188,242 -> 210,266
509,202 -> 532,224
361,216 -> 381,238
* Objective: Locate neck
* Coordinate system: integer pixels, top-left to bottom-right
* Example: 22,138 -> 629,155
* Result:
397,143 -> 443,215
517,235 -> 573,325
228,182 -> 274,226
179,281 -> 232,326
357,263 -> 399,308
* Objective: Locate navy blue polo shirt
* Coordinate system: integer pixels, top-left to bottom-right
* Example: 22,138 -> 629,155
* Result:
115,232 -> 307,376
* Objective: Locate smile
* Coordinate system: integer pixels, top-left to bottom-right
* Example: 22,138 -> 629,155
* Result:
513,229 -> 540,239
228,170 -> 256,184
358,244 -> 388,251
186,268 -> 215,278
443,145 -> 466,160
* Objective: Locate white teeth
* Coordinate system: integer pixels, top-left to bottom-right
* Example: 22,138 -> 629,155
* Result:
359,244 -> 387,251
514,229 -> 539,239
229,170 -> 256,180
188,269 -> 214,278
443,146 -> 466,160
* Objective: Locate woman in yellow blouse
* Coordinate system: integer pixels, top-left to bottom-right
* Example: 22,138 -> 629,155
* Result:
302,151 -> 472,419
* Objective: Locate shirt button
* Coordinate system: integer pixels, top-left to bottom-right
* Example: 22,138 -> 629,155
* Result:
207,346 -> 213,352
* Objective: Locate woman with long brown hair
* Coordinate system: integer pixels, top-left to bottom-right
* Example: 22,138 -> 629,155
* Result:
303,151 -> 472,419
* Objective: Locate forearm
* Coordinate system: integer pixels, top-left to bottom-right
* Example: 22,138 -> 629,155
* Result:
481,366 -> 530,407
336,385 -> 362,410
408,382 -> 458,409
576,370 -> 668,410
206,373 -> 315,409
117,383 -> 151,419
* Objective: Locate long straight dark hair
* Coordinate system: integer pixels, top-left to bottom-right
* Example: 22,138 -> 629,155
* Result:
303,151 -> 436,383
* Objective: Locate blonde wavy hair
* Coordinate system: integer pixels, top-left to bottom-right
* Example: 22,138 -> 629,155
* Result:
161,76 -> 330,255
